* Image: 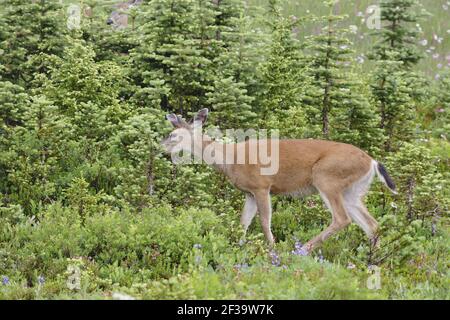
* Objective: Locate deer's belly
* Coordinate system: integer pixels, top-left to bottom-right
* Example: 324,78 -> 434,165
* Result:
272,185 -> 317,197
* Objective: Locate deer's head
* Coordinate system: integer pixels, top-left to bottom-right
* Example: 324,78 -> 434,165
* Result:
161,108 -> 209,156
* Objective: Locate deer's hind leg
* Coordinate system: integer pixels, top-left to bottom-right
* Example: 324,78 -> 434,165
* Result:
343,168 -> 380,247
304,158 -> 364,253
303,189 -> 352,253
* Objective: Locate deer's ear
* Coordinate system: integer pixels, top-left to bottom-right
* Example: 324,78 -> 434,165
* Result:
166,113 -> 180,128
193,108 -> 209,126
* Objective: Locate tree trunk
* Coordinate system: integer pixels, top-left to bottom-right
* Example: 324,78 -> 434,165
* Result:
406,177 -> 415,221
431,207 -> 441,236
214,0 -> 221,41
146,152 -> 155,196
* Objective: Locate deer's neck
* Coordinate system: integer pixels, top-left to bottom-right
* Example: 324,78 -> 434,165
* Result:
198,137 -> 232,175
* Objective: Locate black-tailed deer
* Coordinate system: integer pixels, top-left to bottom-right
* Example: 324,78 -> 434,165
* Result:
162,109 -> 397,253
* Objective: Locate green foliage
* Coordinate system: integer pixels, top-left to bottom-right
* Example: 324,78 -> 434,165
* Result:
1,200 -> 447,300
331,71 -> 384,153
130,0 -> 257,128
368,0 -> 430,152
369,60 -> 415,152
141,256 -> 384,300
369,0 -> 427,67
0,0 -> 67,86
432,71 -> 450,139
42,41 -> 130,141
207,77 -> 255,129
299,0 -> 383,150
5,95 -> 75,213
76,0 -> 140,64
131,0 -> 215,113
0,0 -> 448,301
386,142 -> 448,223
0,80 -> 29,190
257,0 -> 312,138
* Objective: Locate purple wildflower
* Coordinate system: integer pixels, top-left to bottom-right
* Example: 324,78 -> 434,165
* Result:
37,275 -> 45,285
269,250 -> 281,266
292,241 -> 309,256
2,276 -> 9,285
193,244 -> 202,249
317,250 -> 325,264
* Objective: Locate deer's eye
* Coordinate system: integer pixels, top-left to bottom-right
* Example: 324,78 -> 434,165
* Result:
170,133 -> 177,141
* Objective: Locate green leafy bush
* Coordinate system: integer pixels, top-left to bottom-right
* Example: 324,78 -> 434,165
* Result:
0,0 -> 448,301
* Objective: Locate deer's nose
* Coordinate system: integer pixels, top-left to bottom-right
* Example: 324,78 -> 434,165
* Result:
106,18 -> 114,25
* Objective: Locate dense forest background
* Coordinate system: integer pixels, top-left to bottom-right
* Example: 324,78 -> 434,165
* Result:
0,0 -> 448,299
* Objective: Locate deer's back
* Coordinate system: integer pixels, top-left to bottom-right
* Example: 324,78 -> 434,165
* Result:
228,139 -> 372,195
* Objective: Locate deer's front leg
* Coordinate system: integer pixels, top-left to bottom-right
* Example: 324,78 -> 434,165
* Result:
240,193 -> 257,232
253,189 -> 275,245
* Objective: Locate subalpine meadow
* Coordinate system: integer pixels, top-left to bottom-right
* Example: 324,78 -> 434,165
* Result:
0,0 -> 448,299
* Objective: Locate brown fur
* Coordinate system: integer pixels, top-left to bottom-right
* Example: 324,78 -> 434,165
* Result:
218,139 -> 371,194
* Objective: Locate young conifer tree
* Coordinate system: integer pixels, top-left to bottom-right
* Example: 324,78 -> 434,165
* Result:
369,0 -> 426,67
42,41 -> 129,145
253,0 -> 317,138
331,71 -> 384,153
434,71 -> 450,139
206,0 -> 258,128
130,0 -> 216,115
303,0 -> 352,138
0,76 -> 29,195
131,0 -> 257,128
0,0 -> 67,87
368,0 -> 429,151
303,0 -> 382,149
